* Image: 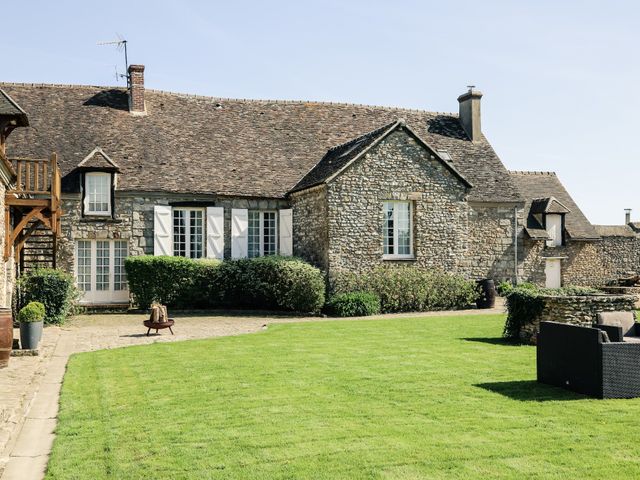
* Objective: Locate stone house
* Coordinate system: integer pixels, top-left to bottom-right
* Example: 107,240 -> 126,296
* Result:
0,65 -> 637,305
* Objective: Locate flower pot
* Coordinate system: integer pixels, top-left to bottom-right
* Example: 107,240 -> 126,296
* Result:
0,308 -> 13,368
20,321 -> 43,350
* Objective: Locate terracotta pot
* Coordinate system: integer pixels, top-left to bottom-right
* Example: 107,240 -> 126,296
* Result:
0,307 -> 14,368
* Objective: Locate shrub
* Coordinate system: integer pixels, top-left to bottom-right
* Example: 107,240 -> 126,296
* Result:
16,269 -> 80,325
331,266 -> 478,313
17,301 -> 45,323
125,256 -> 218,309
125,255 -> 325,314
325,292 -> 381,317
496,281 -> 514,296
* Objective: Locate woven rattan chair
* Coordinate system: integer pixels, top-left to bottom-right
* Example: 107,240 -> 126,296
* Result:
595,311 -> 640,343
537,321 -> 640,399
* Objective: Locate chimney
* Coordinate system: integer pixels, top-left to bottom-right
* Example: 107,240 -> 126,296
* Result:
625,208 -> 632,225
128,64 -> 146,115
457,86 -> 483,142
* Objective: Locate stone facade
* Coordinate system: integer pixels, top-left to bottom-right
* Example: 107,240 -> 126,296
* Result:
521,233 -> 640,289
290,185 -> 329,271
518,294 -> 638,344
323,130 -> 470,276
0,178 -> 14,308
467,203 -> 520,282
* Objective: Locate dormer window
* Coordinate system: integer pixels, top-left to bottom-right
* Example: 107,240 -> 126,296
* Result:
77,147 -> 121,219
84,172 -> 111,215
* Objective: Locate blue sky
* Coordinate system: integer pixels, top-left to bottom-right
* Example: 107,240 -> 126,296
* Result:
5,0 -> 638,224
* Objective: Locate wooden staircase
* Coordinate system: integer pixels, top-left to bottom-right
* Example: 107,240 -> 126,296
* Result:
4,153 -> 62,274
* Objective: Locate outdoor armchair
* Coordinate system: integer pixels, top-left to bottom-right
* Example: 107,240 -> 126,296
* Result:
537,321 -> 640,399
595,311 -> 640,343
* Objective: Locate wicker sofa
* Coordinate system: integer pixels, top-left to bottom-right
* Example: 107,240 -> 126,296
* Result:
537,321 -> 640,399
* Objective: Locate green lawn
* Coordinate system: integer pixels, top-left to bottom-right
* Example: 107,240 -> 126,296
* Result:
46,314 -> 640,479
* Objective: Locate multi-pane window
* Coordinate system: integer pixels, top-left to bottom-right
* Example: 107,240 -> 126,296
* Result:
114,241 -> 128,291
96,241 -> 110,291
77,240 -> 92,291
84,172 -> 111,215
383,201 -> 413,258
173,208 -> 204,258
248,211 -> 277,258
76,240 -> 129,303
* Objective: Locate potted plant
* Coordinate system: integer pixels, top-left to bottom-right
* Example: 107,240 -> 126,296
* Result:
18,301 -> 45,350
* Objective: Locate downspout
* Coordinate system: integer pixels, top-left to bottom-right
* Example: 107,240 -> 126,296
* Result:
514,206 -> 519,285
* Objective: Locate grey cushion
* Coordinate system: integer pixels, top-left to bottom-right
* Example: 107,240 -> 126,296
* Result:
623,336 -> 640,343
600,330 -> 610,343
597,311 -> 636,336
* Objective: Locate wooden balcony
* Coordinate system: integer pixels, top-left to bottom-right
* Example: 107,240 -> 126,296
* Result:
4,153 -> 62,263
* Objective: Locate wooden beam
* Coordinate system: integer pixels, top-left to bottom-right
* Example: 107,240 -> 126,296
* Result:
4,206 -> 9,261
5,198 -> 50,207
9,207 -> 44,248
15,220 -> 42,259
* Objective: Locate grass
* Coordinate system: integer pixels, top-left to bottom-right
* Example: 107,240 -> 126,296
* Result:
46,314 -> 640,479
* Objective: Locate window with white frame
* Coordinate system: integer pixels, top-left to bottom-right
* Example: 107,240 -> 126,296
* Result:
248,210 -> 277,258
383,201 -> 413,258
173,208 -> 204,258
84,172 -> 111,215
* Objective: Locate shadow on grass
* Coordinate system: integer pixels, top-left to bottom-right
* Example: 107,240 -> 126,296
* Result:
461,337 -> 525,347
476,380 -> 586,402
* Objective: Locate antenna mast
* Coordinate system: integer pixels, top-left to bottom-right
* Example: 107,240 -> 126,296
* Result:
97,34 -> 129,84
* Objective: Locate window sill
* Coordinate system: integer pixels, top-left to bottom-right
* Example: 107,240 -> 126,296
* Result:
80,216 -> 121,223
382,255 -> 416,261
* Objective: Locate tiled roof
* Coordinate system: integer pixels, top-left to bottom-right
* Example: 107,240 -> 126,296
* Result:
0,88 -> 28,126
1,83 -> 522,201
510,171 -> 600,240
594,225 -> 637,238
291,120 -> 472,193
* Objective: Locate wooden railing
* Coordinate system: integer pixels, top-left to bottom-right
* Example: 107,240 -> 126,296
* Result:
9,153 -> 61,203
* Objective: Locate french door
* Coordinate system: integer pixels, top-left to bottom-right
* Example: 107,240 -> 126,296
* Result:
76,240 -> 129,304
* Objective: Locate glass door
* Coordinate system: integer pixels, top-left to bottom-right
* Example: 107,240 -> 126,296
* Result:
76,240 -> 129,304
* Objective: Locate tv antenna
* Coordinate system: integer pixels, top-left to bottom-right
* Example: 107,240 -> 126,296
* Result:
97,34 -> 129,84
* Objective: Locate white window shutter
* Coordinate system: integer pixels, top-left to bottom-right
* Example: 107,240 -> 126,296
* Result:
206,207 -> 224,259
153,205 -> 173,256
231,208 -> 248,258
279,209 -> 293,256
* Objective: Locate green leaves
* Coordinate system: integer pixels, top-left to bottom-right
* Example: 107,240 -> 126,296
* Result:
330,266 -> 478,313
17,268 -> 80,324
325,292 -> 381,317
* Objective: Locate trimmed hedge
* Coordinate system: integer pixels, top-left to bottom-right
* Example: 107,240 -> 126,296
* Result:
16,268 -> 80,325
17,301 -> 45,323
125,255 -> 325,314
325,292 -> 381,317
330,266 -> 478,313
503,284 -> 602,339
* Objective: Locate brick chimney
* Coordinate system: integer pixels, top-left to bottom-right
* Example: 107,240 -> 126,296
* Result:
457,86 -> 482,142
625,208 -> 632,225
128,64 -> 146,115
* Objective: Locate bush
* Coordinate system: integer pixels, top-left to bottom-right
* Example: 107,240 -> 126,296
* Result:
17,301 -> 45,323
16,269 -> 79,325
125,255 -> 325,314
331,266 -> 478,313
496,281 -> 514,296
503,284 -> 603,340
125,256 -> 219,309
325,292 -> 381,317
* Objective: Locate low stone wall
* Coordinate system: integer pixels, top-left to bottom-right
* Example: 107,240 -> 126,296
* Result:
601,287 -> 640,308
519,294 -> 637,344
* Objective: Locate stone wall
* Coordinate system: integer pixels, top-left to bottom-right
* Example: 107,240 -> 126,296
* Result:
520,233 -> 640,288
599,234 -> 640,279
0,178 -> 14,308
290,185 -> 329,271
467,203 -> 521,282
324,129 -> 470,276
518,294 -> 637,344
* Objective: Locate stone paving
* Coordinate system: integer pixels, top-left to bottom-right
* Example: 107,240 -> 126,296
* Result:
0,301 -> 505,479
